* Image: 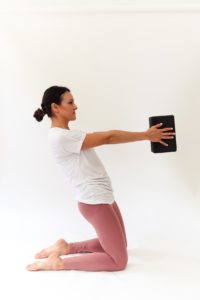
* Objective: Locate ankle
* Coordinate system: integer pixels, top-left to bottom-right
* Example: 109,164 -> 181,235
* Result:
50,255 -> 65,270
68,242 -> 74,254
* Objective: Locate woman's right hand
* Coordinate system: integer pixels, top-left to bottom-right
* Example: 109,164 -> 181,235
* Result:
145,123 -> 176,147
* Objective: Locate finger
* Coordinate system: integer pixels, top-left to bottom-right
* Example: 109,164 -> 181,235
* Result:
154,123 -> 163,128
162,132 -> 175,136
161,136 -> 174,139
161,127 -> 174,132
160,140 -> 168,146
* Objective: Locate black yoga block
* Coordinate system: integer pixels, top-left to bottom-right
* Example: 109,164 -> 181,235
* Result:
149,115 -> 177,153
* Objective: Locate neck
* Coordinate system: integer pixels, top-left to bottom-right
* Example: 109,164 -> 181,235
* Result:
51,119 -> 69,129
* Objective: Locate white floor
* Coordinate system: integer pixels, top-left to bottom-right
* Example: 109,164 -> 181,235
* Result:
1,239 -> 200,300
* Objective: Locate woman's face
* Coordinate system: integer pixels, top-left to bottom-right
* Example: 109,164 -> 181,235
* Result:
52,91 -> 78,120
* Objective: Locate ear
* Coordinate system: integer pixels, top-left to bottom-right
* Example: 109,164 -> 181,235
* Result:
51,102 -> 59,112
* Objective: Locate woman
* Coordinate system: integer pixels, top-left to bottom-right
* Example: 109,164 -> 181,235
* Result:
27,85 -> 175,271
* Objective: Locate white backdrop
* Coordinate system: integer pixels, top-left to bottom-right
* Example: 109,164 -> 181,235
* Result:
0,1 -> 200,299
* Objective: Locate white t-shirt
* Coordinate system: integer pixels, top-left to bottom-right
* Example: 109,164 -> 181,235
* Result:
47,127 -> 115,205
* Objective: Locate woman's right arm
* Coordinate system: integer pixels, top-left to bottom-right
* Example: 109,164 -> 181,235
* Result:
108,130 -> 148,144
81,123 -> 176,150
109,123 -> 176,146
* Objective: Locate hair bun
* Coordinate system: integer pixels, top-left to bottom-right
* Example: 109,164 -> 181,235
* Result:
33,108 -> 45,122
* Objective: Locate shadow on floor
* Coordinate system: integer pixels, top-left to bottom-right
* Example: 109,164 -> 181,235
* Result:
126,248 -> 200,282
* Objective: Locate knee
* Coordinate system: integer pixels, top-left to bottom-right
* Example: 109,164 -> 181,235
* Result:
115,252 -> 128,271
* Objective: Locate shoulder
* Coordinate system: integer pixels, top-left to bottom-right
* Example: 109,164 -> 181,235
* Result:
48,128 -> 87,143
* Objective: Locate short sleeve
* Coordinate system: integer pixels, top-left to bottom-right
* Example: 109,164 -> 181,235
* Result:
60,129 -> 87,154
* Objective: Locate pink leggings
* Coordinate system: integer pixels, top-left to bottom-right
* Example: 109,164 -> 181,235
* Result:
62,200 -> 128,271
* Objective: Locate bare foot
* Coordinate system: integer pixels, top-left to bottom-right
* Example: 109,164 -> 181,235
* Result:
26,253 -> 65,271
34,239 -> 70,259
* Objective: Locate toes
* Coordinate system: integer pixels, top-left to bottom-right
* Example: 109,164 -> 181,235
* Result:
26,263 -> 39,271
26,257 -> 64,271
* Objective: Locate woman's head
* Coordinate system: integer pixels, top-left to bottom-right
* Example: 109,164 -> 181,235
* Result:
33,85 -> 78,122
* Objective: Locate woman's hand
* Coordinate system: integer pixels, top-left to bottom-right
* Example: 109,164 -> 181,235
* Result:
145,123 -> 176,146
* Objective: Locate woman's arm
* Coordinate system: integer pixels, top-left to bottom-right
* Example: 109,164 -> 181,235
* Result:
108,123 -> 175,146
108,130 -> 148,144
80,124 -> 176,150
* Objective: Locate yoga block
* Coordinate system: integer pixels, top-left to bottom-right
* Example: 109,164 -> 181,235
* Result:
149,115 -> 177,153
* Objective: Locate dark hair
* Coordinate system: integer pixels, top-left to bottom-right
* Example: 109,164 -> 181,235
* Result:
33,85 -> 71,122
